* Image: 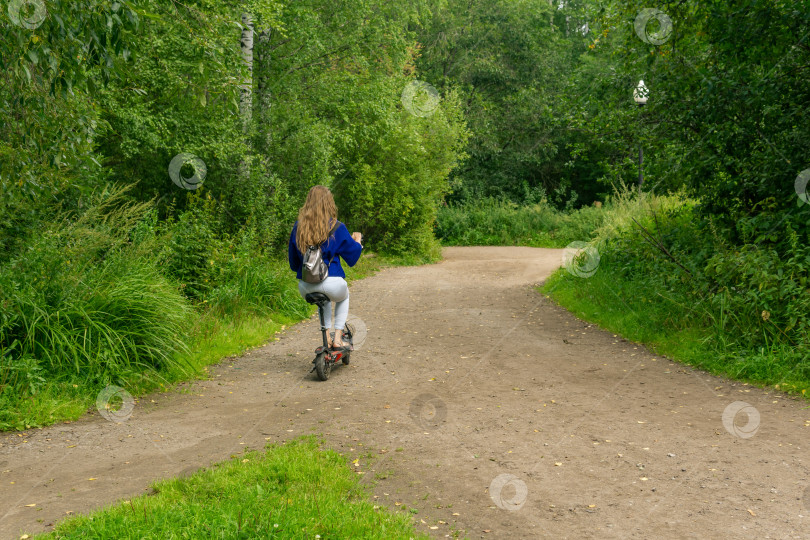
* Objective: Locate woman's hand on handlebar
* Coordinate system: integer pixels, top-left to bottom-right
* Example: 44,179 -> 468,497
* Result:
352,232 -> 363,245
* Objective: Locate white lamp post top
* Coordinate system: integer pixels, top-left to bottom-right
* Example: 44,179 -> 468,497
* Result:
633,79 -> 649,105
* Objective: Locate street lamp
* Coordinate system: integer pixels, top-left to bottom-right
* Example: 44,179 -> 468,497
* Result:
633,80 -> 648,188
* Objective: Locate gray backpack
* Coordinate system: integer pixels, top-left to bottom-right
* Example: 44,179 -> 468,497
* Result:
301,223 -> 338,284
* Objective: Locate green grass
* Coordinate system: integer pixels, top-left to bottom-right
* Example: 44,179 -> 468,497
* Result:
436,197 -> 606,248
35,437 -> 428,539
542,268 -> 712,363
543,264 -> 810,397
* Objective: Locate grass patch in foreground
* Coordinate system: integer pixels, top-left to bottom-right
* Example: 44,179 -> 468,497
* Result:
36,437 -> 427,539
542,268 -> 810,396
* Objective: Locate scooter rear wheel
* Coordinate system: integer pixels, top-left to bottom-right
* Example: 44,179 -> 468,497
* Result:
314,351 -> 331,381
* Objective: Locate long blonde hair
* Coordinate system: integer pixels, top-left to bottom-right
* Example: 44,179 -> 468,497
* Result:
296,185 -> 338,254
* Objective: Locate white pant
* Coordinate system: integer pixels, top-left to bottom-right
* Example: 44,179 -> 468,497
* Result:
298,277 -> 350,330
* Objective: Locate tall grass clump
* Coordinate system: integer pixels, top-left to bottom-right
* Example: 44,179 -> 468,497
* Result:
0,186 -> 194,429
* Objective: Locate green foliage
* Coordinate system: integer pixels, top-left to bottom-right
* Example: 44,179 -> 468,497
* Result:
335,89 -> 469,256
39,437 -> 427,539
544,192 -> 810,394
417,0 -> 596,205
436,197 -> 606,248
0,0 -> 140,242
564,0 -> 810,223
94,0 -> 249,207
204,230 -> 310,320
254,0 -> 466,256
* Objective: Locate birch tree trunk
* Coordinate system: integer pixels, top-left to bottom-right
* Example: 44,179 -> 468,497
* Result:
256,28 -> 272,147
239,13 -> 254,181
239,13 -> 254,131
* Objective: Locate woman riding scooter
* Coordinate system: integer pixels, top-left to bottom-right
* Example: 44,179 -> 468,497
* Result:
288,185 -> 363,349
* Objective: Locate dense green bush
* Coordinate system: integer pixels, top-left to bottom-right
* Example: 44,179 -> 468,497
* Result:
604,201 -> 810,355
335,89 -> 469,257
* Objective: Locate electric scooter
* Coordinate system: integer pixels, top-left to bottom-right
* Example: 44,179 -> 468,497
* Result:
304,292 -> 353,381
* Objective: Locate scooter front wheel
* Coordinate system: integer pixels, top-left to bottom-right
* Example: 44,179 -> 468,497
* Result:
314,351 -> 331,381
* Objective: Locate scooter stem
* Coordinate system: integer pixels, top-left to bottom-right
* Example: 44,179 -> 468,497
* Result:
318,304 -> 329,349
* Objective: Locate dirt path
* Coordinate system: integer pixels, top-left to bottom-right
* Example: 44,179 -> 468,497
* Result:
1,247 -> 808,539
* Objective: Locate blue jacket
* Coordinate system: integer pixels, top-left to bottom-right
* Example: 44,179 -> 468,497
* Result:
288,221 -> 363,280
